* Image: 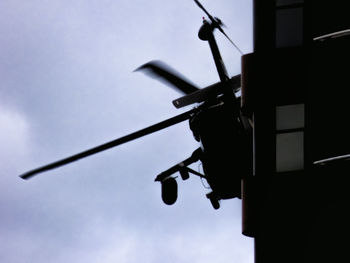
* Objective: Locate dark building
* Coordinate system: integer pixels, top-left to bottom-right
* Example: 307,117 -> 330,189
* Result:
241,1 -> 350,262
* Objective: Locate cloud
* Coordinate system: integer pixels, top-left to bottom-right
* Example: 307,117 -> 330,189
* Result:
0,106 -> 31,171
0,1 -> 254,263
0,201 -> 253,263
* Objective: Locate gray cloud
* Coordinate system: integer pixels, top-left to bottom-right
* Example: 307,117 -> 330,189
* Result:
0,0 -> 253,262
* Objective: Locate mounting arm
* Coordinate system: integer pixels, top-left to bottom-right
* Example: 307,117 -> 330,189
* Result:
154,148 -> 204,182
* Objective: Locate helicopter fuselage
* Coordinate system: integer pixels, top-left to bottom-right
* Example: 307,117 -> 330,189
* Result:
190,97 -> 252,202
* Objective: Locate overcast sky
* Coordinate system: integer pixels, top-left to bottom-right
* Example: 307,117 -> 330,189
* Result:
0,0 -> 253,262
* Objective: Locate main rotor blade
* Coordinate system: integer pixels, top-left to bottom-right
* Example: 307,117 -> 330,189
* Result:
173,74 -> 241,108
135,60 -> 200,95
20,108 -> 196,180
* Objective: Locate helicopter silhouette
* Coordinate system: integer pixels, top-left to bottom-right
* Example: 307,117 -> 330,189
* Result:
19,0 -> 252,210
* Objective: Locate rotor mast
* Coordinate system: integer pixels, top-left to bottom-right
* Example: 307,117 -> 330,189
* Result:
198,18 -> 230,83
